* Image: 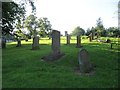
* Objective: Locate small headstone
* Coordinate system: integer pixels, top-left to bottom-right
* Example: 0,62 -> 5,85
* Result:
66,34 -> 70,44
16,39 -> 21,47
89,33 -> 92,42
91,32 -> 94,40
65,31 -> 68,36
78,48 -> 94,74
42,30 -> 65,61
106,39 -> 111,43
2,36 -> 6,48
76,35 -> 82,48
32,36 -> 39,50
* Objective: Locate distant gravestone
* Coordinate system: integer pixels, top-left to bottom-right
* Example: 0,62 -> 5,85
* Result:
2,36 -> 6,48
66,34 -> 70,44
76,35 -> 82,48
89,33 -> 92,42
42,30 -> 65,60
16,39 -> 21,47
78,48 -> 94,74
32,36 -> 39,50
65,31 -> 68,36
91,32 -> 94,40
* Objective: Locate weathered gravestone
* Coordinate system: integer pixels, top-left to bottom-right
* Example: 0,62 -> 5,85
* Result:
76,35 -> 82,48
16,39 -> 21,47
89,33 -> 92,42
42,30 -> 65,61
2,36 -> 6,48
78,48 -> 94,74
66,34 -> 70,44
65,31 -> 68,36
32,36 -> 39,50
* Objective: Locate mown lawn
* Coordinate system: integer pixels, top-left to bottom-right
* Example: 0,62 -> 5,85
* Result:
2,36 -> 119,88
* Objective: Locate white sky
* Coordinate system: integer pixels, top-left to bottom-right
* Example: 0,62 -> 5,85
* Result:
26,0 -> 119,35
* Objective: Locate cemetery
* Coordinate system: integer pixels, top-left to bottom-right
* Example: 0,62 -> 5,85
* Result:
1,0 -> 120,88
2,34 -> 119,88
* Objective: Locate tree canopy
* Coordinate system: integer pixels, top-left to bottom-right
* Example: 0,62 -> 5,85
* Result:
71,26 -> 85,36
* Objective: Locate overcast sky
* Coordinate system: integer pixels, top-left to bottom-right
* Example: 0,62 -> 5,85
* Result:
26,0 -> 119,35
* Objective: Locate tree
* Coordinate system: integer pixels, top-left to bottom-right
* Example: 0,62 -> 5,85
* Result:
2,2 -> 26,35
2,0 -> 36,35
106,27 -> 120,37
95,17 -> 105,37
71,26 -> 85,36
25,14 -> 38,37
85,28 -> 91,36
38,17 -> 52,38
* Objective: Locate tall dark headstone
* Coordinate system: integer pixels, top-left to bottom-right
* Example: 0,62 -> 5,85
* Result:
42,30 -> 65,61
76,35 -> 82,48
2,36 -> 6,49
52,30 -> 60,55
78,48 -> 94,74
66,34 -> 70,44
32,36 -> 39,50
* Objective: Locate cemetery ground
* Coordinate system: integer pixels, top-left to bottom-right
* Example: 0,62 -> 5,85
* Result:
2,36 -> 119,88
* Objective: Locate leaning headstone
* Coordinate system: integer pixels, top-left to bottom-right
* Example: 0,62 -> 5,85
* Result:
66,34 -> 70,44
16,39 -> 21,47
32,36 -> 39,50
76,35 -> 82,48
42,30 -> 65,61
78,48 -> 94,74
2,36 -> 6,49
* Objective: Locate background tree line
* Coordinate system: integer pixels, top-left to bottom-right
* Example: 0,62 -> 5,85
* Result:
71,18 -> 120,37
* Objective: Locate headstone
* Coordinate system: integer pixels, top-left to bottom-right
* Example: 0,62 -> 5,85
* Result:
66,34 -> 70,44
76,35 -> 82,48
89,33 -> 92,42
42,30 -> 65,60
16,39 -> 21,47
2,36 -> 6,48
65,31 -> 68,36
78,48 -> 94,73
91,32 -> 94,40
52,30 -> 60,55
32,36 -> 39,50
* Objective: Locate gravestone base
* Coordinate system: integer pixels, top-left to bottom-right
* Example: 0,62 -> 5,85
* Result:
41,53 -> 65,61
74,66 -> 95,76
76,46 -> 83,48
32,46 -> 39,50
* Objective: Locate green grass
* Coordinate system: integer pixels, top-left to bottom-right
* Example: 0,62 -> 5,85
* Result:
2,36 -> 119,88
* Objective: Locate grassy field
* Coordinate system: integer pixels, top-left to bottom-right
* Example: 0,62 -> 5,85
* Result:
2,36 -> 119,88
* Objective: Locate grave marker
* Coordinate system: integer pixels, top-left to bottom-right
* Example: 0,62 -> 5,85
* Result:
78,48 -> 94,73
32,36 -> 39,50
76,35 -> 82,48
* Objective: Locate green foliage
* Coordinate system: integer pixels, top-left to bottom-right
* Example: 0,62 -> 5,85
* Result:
106,27 -> 120,37
24,15 -> 52,38
2,37 -> 119,88
95,17 -> 106,37
71,26 -> 85,36
38,17 -> 52,37
2,2 -> 26,35
24,14 -> 38,37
